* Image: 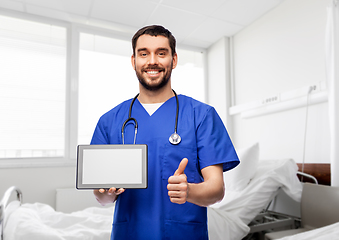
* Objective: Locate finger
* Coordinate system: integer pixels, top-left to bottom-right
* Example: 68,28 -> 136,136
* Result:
108,187 -> 118,195
174,158 -> 188,176
168,175 -> 187,184
116,188 -> 125,195
107,187 -> 125,195
168,192 -> 187,204
170,198 -> 186,204
99,189 -> 106,193
168,191 -> 184,198
167,182 -> 188,192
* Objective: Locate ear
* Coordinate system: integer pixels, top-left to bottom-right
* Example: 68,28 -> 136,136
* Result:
172,53 -> 178,69
131,54 -> 136,70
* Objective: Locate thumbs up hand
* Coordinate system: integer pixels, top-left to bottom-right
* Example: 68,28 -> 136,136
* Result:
167,158 -> 189,204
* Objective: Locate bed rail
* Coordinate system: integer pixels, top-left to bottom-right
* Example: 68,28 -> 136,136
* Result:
297,171 -> 318,184
0,186 -> 22,240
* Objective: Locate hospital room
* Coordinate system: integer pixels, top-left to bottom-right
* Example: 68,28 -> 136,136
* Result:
1,0 -> 339,239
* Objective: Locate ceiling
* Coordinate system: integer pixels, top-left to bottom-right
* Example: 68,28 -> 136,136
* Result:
0,0 -> 285,49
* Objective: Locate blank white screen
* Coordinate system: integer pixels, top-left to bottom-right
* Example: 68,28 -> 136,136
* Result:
82,148 -> 142,184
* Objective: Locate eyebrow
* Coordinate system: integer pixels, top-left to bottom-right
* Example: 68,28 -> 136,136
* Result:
137,48 -> 148,53
137,47 -> 169,53
157,48 -> 169,52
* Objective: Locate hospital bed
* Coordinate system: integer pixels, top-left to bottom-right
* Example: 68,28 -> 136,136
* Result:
264,183 -> 339,240
0,144 -> 309,240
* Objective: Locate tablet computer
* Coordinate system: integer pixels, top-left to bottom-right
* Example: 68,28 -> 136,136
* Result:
76,144 -> 148,189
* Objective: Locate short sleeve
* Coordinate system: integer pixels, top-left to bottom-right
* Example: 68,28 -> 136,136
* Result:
90,117 -> 109,144
196,107 -> 239,172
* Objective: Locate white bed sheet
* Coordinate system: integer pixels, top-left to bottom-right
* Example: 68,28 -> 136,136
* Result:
208,159 -> 302,240
4,202 -> 114,240
207,207 -> 250,240
276,222 -> 339,240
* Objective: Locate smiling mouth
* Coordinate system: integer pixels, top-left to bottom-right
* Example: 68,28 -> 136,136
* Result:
147,70 -> 160,74
144,69 -> 163,76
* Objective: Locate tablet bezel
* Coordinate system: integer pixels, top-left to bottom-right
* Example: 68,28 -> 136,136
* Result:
76,144 -> 148,189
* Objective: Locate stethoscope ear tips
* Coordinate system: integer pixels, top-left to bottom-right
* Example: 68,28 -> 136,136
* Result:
169,132 -> 181,145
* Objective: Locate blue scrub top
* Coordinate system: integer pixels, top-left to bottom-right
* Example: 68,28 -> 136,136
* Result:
91,95 -> 239,240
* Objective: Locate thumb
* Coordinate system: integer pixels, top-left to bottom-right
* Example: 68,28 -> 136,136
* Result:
174,158 -> 188,176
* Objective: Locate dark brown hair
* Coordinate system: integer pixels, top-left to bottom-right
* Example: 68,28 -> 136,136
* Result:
132,25 -> 176,56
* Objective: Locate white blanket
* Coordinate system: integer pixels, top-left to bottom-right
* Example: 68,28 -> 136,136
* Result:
213,159 -> 301,213
208,159 -> 303,240
207,207 -> 249,240
4,202 -> 114,240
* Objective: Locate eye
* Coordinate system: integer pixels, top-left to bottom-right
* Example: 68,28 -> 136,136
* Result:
138,51 -> 148,57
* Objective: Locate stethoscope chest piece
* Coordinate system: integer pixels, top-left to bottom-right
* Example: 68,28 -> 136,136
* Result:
169,132 -> 181,145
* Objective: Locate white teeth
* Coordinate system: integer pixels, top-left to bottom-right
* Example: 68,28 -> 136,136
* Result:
147,71 -> 159,74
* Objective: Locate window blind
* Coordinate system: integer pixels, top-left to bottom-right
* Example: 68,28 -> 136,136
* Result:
0,15 -> 66,158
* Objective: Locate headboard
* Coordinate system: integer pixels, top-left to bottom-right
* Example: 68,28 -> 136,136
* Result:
297,163 -> 331,185
55,188 -> 113,213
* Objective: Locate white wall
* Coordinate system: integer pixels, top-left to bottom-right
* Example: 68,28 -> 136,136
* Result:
206,37 -> 233,136
0,166 -> 76,208
231,0 -> 331,163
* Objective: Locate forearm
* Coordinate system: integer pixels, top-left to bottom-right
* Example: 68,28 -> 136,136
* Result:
187,178 -> 225,207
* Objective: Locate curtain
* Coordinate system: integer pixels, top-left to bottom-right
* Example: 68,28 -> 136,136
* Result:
326,0 -> 339,186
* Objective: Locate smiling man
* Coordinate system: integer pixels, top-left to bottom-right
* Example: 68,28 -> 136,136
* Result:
92,25 -> 239,240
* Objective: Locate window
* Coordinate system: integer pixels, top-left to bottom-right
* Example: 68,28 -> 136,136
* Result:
0,15 -> 67,159
0,13 -> 205,166
171,49 -> 205,103
78,33 -> 138,145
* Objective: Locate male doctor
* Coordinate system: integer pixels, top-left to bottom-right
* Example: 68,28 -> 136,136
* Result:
92,25 -> 239,240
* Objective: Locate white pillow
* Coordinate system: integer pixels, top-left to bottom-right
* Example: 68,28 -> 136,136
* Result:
223,142 -> 259,191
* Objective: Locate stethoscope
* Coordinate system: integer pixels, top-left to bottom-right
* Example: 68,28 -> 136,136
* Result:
121,89 -> 181,145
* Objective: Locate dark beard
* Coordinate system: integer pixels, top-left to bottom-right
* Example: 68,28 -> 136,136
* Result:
135,63 -> 173,91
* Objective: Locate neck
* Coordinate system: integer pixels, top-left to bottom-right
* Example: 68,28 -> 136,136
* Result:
138,84 -> 174,104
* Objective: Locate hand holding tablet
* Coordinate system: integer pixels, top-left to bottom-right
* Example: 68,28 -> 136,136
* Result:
93,187 -> 125,205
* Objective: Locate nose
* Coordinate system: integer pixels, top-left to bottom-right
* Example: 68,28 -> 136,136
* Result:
148,53 -> 158,65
